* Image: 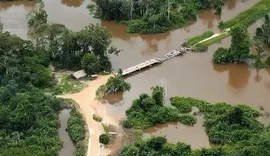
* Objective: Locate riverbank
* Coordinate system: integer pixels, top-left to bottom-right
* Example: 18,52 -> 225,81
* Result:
59,75 -> 118,156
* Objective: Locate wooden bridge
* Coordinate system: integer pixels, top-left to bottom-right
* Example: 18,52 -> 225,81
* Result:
121,47 -> 193,76
122,58 -> 163,76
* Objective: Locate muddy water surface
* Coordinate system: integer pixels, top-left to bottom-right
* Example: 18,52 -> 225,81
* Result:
0,1 -> 34,38
1,0 -> 269,154
58,109 -> 75,156
143,116 -> 214,149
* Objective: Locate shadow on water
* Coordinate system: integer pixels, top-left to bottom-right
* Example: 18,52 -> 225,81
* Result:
103,92 -> 124,105
58,109 -> 75,156
61,0 -> 84,7
213,64 -> 251,89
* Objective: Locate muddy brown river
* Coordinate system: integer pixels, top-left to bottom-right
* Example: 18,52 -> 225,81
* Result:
1,0 -> 269,154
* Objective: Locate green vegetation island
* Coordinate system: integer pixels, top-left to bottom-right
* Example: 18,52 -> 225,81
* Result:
122,86 -> 270,156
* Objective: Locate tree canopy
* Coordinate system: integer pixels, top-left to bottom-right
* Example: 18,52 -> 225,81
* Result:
92,0 -> 225,34
27,0 -> 120,73
122,95 -> 269,156
213,24 -> 251,64
0,31 -> 62,155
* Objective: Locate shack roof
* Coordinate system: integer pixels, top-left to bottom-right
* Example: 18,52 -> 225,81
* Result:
72,70 -> 87,79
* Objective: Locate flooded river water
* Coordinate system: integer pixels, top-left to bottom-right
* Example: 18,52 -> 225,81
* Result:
58,109 -> 75,156
1,0 -> 269,154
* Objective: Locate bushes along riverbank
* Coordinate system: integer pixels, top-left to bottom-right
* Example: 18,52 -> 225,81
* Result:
62,99 -> 88,156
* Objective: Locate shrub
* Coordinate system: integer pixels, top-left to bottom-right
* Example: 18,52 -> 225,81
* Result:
265,56 -> 270,65
67,109 -> 85,143
93,114 -> 103,122
105,76 -> 131,93
170,97 -> 193,113
253,59 -> 267,68
123,120 -> 133,128
213,47 -> 230,64
99,134 -> 110,144
178,114 -> 197,125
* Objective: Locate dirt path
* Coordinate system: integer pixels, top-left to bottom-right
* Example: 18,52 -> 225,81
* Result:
59,75 -> 118,156
193,28 -> 231,46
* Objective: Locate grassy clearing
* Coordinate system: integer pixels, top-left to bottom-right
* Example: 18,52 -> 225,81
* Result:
195,31 -> 230,48
219,0 -> 270,29
187,31 -> 214,46
54,75 -> 87,95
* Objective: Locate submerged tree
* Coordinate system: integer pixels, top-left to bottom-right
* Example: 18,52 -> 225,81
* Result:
256,14 -> 270,47
229,24 -> 251,62
213,24 -> 251,64
27,0 -> 48,28
104,76 -> 131,93
151,86 -> 164,106
0,18 -> 3,32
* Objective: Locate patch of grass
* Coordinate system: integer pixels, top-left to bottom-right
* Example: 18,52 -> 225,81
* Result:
219,0 -> 270,29
54,75 -> 87,95
187,31 -> 214,46
195,31 -> 230,48
93,114 -> 103,122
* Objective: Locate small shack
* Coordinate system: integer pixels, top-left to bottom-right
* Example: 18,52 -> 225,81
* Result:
71,70 -> 87,80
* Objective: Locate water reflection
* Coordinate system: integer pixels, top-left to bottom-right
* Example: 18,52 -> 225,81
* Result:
198,9 -> 221,29
213,64 -> 250,89
226,0 -> 238,10
58,109 -> 75,156
0,1 -> 34,39
254,69 -> 262,82
0,1 -> 34,10
143,116 -> 212,149
103,92 -> 124,105
61,0 -> 84,7
100,20 -> 171,53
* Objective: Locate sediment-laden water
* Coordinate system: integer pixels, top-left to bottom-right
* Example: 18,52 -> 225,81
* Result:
1,0 -> 269,154
58,109 -> 75,156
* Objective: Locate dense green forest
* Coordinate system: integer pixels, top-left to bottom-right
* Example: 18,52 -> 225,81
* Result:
90,0 -> 224,34
0,0 -> 118,155
122,87 -> 270,156
0,29 -> 62,156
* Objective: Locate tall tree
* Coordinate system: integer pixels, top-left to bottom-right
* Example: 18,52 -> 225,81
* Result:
151,86 -> 164,106
0,18 -> 3,32
229,24 -> 251,62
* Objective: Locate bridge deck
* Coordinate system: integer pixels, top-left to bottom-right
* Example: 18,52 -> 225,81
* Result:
121,47 -> 192,76
122,58 -> 163,76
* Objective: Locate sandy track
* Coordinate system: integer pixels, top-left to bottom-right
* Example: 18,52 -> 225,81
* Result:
59,75 -> 116,156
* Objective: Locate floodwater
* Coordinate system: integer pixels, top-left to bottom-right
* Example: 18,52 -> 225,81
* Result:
143,116 -> 214,149
1,0 -> 269,154
0,1 -> 34,38
58,109 -> 75,156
